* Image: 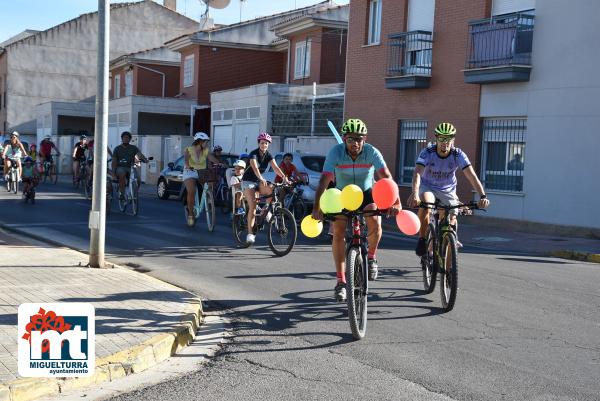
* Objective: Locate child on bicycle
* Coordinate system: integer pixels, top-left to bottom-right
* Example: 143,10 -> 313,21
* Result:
22,156 -> 39,196
229,159 -> 246,215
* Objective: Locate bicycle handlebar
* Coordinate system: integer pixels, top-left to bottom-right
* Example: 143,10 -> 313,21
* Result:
322,209 -> 391,221
418,201 -> 485,212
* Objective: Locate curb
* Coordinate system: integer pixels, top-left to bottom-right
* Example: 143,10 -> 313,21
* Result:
550,250 -> 600,264
0,228 -> 204,401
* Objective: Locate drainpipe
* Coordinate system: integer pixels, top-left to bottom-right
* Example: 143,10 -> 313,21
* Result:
286,39 -> 291,84
311,82 -> 316,136
133,63 -> 165,97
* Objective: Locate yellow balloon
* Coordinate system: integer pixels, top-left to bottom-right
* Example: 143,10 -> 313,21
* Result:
341,184 -> 363,211
301,215 -> 323,238
320,188 -> 343,213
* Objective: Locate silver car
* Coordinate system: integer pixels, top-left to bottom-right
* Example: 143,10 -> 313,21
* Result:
262,152 -> 325,204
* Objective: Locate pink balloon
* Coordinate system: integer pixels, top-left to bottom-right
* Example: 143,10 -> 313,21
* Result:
372,178 -> 399,209
396,210 -> 421,236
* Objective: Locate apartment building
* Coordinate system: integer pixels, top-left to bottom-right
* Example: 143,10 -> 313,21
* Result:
344,0 -> 600,230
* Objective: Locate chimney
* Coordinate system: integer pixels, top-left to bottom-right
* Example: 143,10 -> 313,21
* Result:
164,0 -> 176,12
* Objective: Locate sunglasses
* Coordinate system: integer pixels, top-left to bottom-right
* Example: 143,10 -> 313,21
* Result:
345,136 -> 365,144
436,136 -> 454,143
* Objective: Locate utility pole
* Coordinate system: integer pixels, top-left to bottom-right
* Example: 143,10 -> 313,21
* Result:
89,0 -> 110,268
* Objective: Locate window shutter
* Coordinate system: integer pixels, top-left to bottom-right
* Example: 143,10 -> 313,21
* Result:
407,0 -> 436,32
492,0 -> 535,15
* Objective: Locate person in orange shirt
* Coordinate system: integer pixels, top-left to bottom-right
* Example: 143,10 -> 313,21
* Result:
275,153 -> 301,183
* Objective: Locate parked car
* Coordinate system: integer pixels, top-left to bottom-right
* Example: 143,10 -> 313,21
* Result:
262,152 -> 325,204
157,152 -> 238,200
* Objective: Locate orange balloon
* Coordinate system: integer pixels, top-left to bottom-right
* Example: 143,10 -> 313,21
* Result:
396,210 -> 421,235
372,178 -> 399,209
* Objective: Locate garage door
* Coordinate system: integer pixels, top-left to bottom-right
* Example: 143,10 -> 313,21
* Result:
234,122 -> 260,154
213,125 -> 233,153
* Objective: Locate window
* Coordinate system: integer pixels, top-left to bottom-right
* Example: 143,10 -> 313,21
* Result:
294,40 -> 311,79
481,118 -> 526,192
114,75 -> 121,98
125,70 -> 133,96
367,0 -> 382,45
183,55 -> 194,87
301,156 -> 325,173
398,120 -> 428,185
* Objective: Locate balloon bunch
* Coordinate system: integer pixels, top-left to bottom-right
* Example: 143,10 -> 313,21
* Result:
301,178 -> 421,238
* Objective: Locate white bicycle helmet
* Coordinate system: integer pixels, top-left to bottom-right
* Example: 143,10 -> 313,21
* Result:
233,159 -> 246,169
194,132 -> 209,141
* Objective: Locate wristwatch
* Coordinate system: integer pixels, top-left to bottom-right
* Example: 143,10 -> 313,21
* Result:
480,194 -> 487,199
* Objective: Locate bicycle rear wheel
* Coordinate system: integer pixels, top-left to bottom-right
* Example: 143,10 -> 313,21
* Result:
267,207 -> 297,256
232,207 -> 250,248
440,233 -> 458,311
205,188 -> 216,232
290,197 -> 306,224
422,223 -> 438,294
346,246 -> 367,340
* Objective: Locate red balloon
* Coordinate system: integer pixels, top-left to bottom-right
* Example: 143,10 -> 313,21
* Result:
396,210 -> 421,236
372,178 -> 399,209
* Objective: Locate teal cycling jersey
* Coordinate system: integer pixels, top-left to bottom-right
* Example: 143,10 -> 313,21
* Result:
322,143 -> 387,191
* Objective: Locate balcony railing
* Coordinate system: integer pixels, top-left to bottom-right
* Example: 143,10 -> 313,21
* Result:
464,12 -> 534,83
386,30 -> 433,89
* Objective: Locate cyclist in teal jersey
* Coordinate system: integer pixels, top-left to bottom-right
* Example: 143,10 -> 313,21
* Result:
312,118 -> 402,302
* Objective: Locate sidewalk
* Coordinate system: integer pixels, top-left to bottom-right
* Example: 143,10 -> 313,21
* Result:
0,229 -> 202,401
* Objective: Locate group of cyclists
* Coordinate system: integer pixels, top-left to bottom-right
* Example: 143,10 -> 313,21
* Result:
1,118 -> 490,302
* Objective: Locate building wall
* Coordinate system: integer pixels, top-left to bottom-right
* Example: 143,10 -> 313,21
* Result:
194,46 -> 285,105
344,0 -> 487,202
134,63 -> 180,98
0,52 -> 7,134
179,46 -> 200,100
1,1 -> 198,135
479,0 -> 600,228
289,28 -> 323,85
319,28 -> 347,84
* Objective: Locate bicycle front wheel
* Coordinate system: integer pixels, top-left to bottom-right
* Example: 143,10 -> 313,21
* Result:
131,183 -> 139,216
232,210 -> 250,248
346,246 -> 367,340
50,165 -> 58,184
12,172 -> 18,194
422,223 -> 438,294
440,233 -> 458,311
118,188 -> 127,212
205,188 -> 216,232
267,207 -> 297,257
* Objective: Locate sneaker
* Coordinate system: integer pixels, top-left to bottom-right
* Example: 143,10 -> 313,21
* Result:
246,233 -> 256,244
334,282 -> 347,302
236,207 -> 245,215
456,240 -> 463,249
415,237 -> 427,256
119,192 -> 125,201
18,177 -> 22,183
187,215 -> 195,227
265,211 -> 272,222
368,258 -> 379,281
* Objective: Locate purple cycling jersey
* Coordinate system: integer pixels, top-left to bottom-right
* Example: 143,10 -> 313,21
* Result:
416,144 -> 471,192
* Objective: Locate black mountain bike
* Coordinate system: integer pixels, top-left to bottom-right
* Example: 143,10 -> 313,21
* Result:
325,209 -> 387,340
419,201 -> 482,311
232,182 -> 297,256
283,180 -> 306,223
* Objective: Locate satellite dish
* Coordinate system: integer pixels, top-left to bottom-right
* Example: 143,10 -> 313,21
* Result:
201,0 -> 231,10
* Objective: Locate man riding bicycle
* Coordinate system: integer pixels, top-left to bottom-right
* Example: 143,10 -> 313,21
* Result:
72,135 -> 88,184
312,118 -> 401,302
112,131 -> 149,200
408,122 -> 490,256
39,135 -> 61,167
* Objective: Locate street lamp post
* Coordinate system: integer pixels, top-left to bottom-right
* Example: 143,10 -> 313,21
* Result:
89,0 -> 110,268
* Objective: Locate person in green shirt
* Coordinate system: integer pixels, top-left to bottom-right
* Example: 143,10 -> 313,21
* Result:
111,131 -> 149,199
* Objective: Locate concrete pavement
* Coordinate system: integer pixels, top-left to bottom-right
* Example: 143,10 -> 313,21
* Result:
0,229 -> 202,401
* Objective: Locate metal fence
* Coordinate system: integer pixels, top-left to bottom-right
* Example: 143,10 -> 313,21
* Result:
466,13 -> 535,69
387,30 -> 433,77
271,99 -> 344,136
481,118 -> 526,192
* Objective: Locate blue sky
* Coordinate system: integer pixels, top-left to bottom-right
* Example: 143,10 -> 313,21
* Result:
0,0 -> 349,44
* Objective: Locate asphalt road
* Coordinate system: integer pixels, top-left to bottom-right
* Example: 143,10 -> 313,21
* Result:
1,180 -> 599,401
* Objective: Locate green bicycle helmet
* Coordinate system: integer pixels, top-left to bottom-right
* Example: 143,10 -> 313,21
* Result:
341,118 -> 368,136
434,122 -> 457,137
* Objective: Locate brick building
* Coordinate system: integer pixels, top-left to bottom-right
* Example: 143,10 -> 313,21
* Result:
345,0 -> 600,230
